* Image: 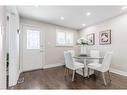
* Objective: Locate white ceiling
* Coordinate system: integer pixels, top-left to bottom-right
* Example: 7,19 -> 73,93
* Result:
17,6 -> 127,30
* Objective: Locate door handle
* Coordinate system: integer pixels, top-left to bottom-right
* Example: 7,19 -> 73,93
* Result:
40,45 -> 43,47
40,50 -> 43,52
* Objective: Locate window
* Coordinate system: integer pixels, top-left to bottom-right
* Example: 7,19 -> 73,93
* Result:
27,30 -> 40,49
56,29 -> 73,46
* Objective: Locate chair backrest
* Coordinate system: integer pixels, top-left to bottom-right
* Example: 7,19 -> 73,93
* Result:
100,52 -> 113,72
90,50 -> 100,57
67,50 -> 75,62
64,51 -> 74,69
90,50 -> 100,63
67,50 -> 75,57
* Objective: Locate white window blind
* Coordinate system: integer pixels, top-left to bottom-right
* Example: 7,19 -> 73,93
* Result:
56,29 -> 73,46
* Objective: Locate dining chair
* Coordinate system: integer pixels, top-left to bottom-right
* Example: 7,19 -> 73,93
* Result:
87,52 -> 113,86
87,50 -> 100,75
90,50 -> 100,63
64,51 -> 84,81
67,50 -> 76,62
67,50 -> 75,57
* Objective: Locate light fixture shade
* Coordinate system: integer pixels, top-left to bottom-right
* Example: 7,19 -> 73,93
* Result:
86,12 -> 91,16
121,6 -> 127,10
60,16 -> 64,20
82,24 -> 86,27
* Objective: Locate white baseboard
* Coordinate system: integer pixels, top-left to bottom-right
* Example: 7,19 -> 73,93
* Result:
43,64 -> 127,77
110,68 -> 127,77
43,63 -> 64,69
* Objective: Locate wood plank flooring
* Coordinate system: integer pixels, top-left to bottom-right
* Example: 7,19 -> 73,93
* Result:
11,66 -> 127,89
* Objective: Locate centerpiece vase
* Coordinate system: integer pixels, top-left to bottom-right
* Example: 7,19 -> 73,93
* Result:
80,45 -> 87,55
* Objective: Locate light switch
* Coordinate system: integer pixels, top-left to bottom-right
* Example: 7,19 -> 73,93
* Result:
48,42 -> 50,45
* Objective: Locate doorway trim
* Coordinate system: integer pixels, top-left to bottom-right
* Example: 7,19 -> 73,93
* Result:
20,24 -> 46,73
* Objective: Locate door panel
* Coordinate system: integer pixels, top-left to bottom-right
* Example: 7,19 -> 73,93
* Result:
22,26 -> 45,71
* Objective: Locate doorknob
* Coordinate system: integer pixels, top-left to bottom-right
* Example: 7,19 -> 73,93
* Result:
40,45 -> 43,47
40,50 -> 43,52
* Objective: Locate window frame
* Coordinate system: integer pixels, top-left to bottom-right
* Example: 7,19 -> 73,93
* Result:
56,29 -> 74,47
26,29 -> 40,50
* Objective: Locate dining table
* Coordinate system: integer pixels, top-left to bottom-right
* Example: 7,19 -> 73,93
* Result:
73,54 -> 104,77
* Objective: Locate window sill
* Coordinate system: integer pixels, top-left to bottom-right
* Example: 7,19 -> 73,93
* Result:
56,45 -> 73,47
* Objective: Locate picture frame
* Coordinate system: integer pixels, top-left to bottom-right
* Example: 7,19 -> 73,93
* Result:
99,30 -> 111,45
87,33 -> 95,45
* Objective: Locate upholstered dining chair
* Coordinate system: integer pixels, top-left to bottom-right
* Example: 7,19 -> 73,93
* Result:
67,50 -> 75,57
90,50 -> 100,63
64,51 -> 84,81
87,52 -> 113,86
67,50 -> 76,62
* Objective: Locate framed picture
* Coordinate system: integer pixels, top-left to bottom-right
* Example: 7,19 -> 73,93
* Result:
99,30 -> 111,45
87,33 -> 95,45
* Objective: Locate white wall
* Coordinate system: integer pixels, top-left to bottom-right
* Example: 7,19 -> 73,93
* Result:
20,17 -> 78,72
6,7 -> 20,86
79,13 -> 127,75
0,6 -> 7,89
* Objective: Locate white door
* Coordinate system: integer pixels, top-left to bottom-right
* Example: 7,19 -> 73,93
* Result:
22,25 -> 45,71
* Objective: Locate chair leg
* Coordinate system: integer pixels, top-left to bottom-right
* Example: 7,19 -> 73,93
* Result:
102,72 -> 107,86
88,68 -> 90,78
97,71 -> 100,77
72,70 -> 76,82
66,68 -> 69,76
64,67 -> 67,77
108,70 -> 112,82
82,68 -> 85,77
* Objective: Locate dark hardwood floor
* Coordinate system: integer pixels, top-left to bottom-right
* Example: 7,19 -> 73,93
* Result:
11,66 -> 127,89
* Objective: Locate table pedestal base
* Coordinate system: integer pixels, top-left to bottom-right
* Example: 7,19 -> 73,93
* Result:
76,69 -> 94,77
